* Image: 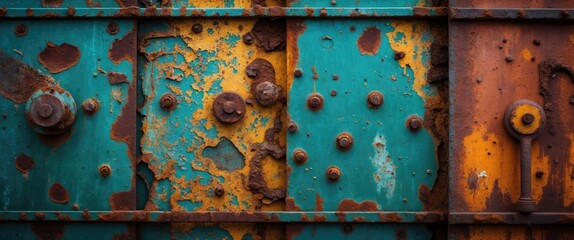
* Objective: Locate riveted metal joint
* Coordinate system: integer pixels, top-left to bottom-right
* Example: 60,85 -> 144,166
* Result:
160,93 -> 178,111
213,91 -> 246,123
243,32 -> 254,45
336,133 -> 353,151
326,166 -> 341,182
99,164 -> 111,177
287,121 -> 298,133
293,149 -> 308,165
367,91 -> 384,109
307,94 -> 324,111
82,98 -> 99,115
192,23 -> 203,33
406,115 -> 423,131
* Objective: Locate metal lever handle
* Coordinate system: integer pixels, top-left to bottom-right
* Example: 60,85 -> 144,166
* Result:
504,99 -> 546,214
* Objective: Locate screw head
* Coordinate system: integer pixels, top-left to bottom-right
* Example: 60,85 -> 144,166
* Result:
82,99 -> 99,114
192,23 -> 203,33
99,164 -> 111,177
38,104 -> 53,118
293,69 -> 303,78
287,121 -> 298,133
521,113 -> 535,125
336,133 -> 353,151
14,24 -> 28,37
293,149 -> 308,164
307,94 -> 324,111
214,185 -> 224,197
533,39 -> 541,46
535,170 -> 544,178
254,82 -> 279,107
222,101 -> 237,114
367,91 -> 384,109
160,93 -> 178,111
394,51 -> 406,60
213,91 -> 246,123
407,116 -> 423,131
106,22 -> 119,35
243,32 -> 254,44
505,55 -> 514,62
326,166 -> 341,181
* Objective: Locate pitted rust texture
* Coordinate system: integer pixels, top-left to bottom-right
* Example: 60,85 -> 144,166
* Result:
427,42 -> 448,83
48,182 -> 70,204
15,154 -> 34,173
213,91 -> 247,123
251,0 -> 268,7
107,72 -> 129,85
109,29 -> 136,64
537,59 -> 574,211
0,52 -> 52,103
357,26 -> 382,55
38,42 -> 81,74
337,199 -> 378,211
247,112 -> 286,207
41,0 -> 64,7
246,58 -> 281,106
250,19 -> 286,52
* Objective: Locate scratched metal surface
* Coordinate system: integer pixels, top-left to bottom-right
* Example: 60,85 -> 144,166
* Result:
286,19 -> 448,212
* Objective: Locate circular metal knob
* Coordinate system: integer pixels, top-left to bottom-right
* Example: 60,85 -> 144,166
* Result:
26,86 -> 76,135
213,91 -> 246,123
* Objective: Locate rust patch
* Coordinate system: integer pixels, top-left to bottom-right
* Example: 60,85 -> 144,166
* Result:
179,6 -> 187,16
113,224 -> 136,240
82,209 -> 91,220
31,222 -> 65,240
41,0 -> 64,7
66,7 -> 75,16
114,7 -> 139,17
48,182 -> 70,204
485,180 -> 511,211
252,0 -> 267,6
108,29 -> 136,65
38,43 -> 81,74
357,26 -> 382,55
0,51 -> 52,103
0,8 -> 6,17
286,197 -> 301,211
379,212 -> 403,222
35,212 -> 46,220
337,199 -> 378,211
107,72 -> 129,85
427,42 -> 448,83
315,193 -> 324,211
251,19 -> 286,52
26,8 -> 34,16
247,113 -> 286,207
55,212 -> 72,221
286,224 -> 306,239
15,154 -> 34,173
246,58 -> 277,92
467,172 -> 478,190
38,128 -> 73,148
14,24 -> 28,37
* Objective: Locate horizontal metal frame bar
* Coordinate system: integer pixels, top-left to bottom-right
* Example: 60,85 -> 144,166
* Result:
449,212 -> 574,225
450,8 -> 574,20
0,211 -> 445,223
0,7 -> 447,18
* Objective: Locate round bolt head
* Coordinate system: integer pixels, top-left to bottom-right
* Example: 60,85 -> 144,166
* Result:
406,116 -> 423,131
293,149 -> 308,164
214,185 -> 225,197
307,94 -> 324,111
82,98 -> 99,115
326,166 -> 341,181
192,23 -> 203,33
106,22 -> 119,35
213,91 -> 246,123
293,69 -> 303,78
243,32 -> 254,45
222,101 -> 237,114
522,113 -> 535,125
26,86 -> 76,135
28,93 -> 65,128
38,104 -> 53,118
367,91 -> 384,109
535,170 -> 544,178
160,93 -> 178,111
287,121 -> 298,133
99,164 -> 111,177
254,82 -> 279,107
336,133 -> 353,151
394,51 -> 406,60
14,24 -> 28,37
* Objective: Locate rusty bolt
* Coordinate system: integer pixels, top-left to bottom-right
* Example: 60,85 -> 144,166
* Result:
332,74 -> 339,80
213,92 -> 246,123
243,32 -> 254,45
223,101 -> 236,114
82,98 -> 99,115
533,39 -> 541,46
287,121 -> 298,133
394,51 -> 406,60
106,22 -> 119,35
293,69 -> 303,78
160,93 -> 178,111
505,55 -> 513,62
99,164 -> 111,177
336,133 -> 353,151
214,185 -> 224,197
407,116 -> 423,131
535,170 -> 544,178
192,23 -> 203,33
254,82 -> 279,107
367,91 -> 384,109
38,104 -> 53,118
293,149 -> 308,164
14,24 -> 28,37
307,94 -> 324,111
521,113 -> 535,125
326,166 -> 341,181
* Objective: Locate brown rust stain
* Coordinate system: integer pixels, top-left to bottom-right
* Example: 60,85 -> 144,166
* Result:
337,199 -> 378,211
55,212 -> 72,221
38,128 -> 73,148
109,29 -> 136,65
114,0 -> 137,7
38,43 -> 81,74
0,8 -> 6,17
315,193 -> 324,211
112,224 -> 136,240
287,20 -> 307,83
427,42 -> 448,83
15,154 -> 34,173
41,0 -> 64,7
357,26 -> 382,55
246,58 -> 277,93
251,19 -> 286,52
66,7 -> 75,16
48,182 -> 70,204
285,197 -> 301,211
31,222 -> 65,240
0,51 -> 52,103
35,212 -> 46,220
107,72 -> 129,85
379,212 -> 403,222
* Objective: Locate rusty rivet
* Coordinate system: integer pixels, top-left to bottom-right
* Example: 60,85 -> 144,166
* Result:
38,104 -> 53,118
82,98 -> 99,115
106,22 -> 119,35
326,166 -> 341,181
307,94 -> 324,111
336,133 -> 353,151
367,91 -> 384,109
160,93 -> 178,111
293,149 -> 308,164
14,24 -> 28,37
293,69 -> 303,78
99,164 -> 111,177
521,113 -> 535,125
330,0 -> 337,6
192,23 -> 203,33
330,90 -> 337,96
407,116 -> 423,131
394,51 -> 406,60
332,74 -> 339,80
287,121 -> 298,133
505,55 -> 514,62
243,32 -> 254,45
533,39 -> 541,46
213,91 -> 246,123
535,170 -> 544,178
214,185 -> 225,197
254,82 -> 279,107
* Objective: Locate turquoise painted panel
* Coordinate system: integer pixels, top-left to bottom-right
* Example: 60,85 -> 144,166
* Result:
0,223 -> 134,239
289,224 -> 433,239
0,19 -> 135,211
0,0 -> 133,8
288,19 -> 439,211
288,0 -> 430,7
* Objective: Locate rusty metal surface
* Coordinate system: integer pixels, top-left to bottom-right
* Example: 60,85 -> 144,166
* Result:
450,225 -> 574,239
